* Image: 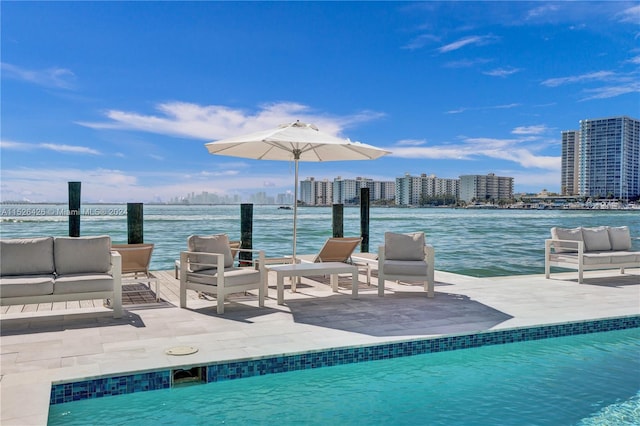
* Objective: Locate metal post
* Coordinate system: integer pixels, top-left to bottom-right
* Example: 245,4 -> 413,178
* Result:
68,181 -> 81,237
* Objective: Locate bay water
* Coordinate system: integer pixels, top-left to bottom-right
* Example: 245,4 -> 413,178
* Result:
1,204 -> 638,277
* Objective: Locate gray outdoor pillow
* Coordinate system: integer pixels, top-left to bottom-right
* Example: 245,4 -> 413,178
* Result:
582,226 -> 612,252
551,227 -> 583,253
54,236 -> 111,275
187,234 -> 234,271
384,232 -> 425,261
0,237 -> 55,276
608,226 -> 632,251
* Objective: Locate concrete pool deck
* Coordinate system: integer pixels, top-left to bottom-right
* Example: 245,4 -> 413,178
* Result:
1,268 -> 639,425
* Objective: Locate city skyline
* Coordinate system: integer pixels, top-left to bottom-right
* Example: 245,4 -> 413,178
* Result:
2,2 -> 639,203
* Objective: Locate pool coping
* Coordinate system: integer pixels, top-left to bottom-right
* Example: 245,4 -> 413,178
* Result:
50,314 -> 640,405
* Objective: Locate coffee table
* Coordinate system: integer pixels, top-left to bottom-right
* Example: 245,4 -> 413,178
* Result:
266,262 -> 359,305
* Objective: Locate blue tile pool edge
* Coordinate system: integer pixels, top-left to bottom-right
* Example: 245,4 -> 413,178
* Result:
50,314 -> 640,405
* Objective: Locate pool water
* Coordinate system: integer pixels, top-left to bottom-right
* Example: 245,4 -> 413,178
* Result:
49,328 -> 640,425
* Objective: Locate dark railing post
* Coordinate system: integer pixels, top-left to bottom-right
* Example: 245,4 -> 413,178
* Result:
68,181 -> 81,237
127,203 -> 144,243
360,188 -> 370,253
332,204 -> 344,238
240,203 -> 253,265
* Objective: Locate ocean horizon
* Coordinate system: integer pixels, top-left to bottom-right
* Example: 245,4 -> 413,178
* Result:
2,204 -> 638,278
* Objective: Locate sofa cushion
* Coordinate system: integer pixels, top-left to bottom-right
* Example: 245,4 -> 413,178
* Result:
550,227 -> 583,253
581,252 -> 613,265
54,236 -> 111,275
608,226 -> 632,251
384,232 -> 425,261
582,227 -> 612,252
0,237 -> 55,276
0,275 -> 55,298
608,252 -> 640,264
53,274 -> 114,294
383,260 -> 428,276
187,234 -> 233,271
186,267 -> 261,287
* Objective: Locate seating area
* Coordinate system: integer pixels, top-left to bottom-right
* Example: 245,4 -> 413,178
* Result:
545,226 -> 640,283
179,234 -> 265,314
0,235 -> 123,318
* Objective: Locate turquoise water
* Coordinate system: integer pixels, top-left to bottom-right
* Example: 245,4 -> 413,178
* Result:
1,205 -> 638,277
48,328 -> 640,425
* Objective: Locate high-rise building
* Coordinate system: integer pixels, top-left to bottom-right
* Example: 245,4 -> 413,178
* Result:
459,173 -> 514,203
332,177 -> 372,205
300,177 -> 333,206
561,130 -> 580,195
395,173 -> 460,206
578,116 -> 640,199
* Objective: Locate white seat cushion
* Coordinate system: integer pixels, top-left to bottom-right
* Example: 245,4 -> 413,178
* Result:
383,260 -> 428,276
0,237 -> 55,276
608,226 -> 632,251
0,275 -> 55,297
186,267 -> 260,287
187,234 -> 234,271
384,232 -> 425,261
54,274 -> 114,294
582,227 -> 612,252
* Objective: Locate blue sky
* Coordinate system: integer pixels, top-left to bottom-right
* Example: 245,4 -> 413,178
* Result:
2,1 -> 639,203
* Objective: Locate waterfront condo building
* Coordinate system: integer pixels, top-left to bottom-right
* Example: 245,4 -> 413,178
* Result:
395,173 -> 460,206
459,173 -> 514,203
300,177 -> 333,206
574,116 -> 640,199
561,130 -> 580,196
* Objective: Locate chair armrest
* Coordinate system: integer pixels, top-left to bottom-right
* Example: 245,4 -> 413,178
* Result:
109,251 -> 122,281
180,250 -> 226,272
545,238 -> 584,255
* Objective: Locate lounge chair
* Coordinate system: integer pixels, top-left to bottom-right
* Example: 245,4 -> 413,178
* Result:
296,237 -> 371,285
179,234 -> 265,314
111,243 -> 159,301
377,231 -> 435,297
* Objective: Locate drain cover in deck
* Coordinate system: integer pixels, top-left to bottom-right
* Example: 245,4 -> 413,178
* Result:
165,346 -> 198,356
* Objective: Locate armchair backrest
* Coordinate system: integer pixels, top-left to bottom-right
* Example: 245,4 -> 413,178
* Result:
315,237 -> 362,262
111,243 -> 154,275
384,232 -> 425,261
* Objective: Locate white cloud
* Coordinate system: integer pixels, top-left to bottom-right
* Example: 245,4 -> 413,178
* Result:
541,71 -> 616,87
1,62 -> 76,89
617,5 -> 640,24
483,67 -> 521,77
581,81 -> 640,100
438,35 -> 499,53
78,101 -> 384,141
511,125 -> 549,135
402,34 -> 440,50
1,139 -> 101,155
390,133 -> 559,171
445,103 -> 521,114
396,139 -> 427,146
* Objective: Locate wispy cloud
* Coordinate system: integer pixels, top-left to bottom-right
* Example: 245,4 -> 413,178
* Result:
443,58 -> 492,68
617,5 -> 640,23
78,101 -> 385,140
483,67 -> 522,77
438,35 -> 499,53
390,130 -> 559,171
541,69 -> 640,100
1,140 -> 101,155
511,125 -> 550,135
396,139 -> 427,146
446,103 -> 521,114
1,62 -> 76,89
541,71 -> 616,87
402,34 -> 440,50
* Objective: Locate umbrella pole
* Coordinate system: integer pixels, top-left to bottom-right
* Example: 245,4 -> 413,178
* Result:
292,158 -> 298,263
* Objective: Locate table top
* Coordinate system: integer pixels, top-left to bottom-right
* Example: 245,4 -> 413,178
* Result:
266,262 -> 357,273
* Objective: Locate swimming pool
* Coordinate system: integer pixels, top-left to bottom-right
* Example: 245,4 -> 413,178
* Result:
49,327 -> 639,425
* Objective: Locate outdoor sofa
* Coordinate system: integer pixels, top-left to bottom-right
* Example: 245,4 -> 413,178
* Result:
0,235 -> 123,318
545,226 -> 639,283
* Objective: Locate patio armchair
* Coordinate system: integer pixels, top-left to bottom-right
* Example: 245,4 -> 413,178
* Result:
377,231 -> 435,297
179,234 -> 265,314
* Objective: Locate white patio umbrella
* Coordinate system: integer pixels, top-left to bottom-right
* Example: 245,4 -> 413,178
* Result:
205,120 -> 390,260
